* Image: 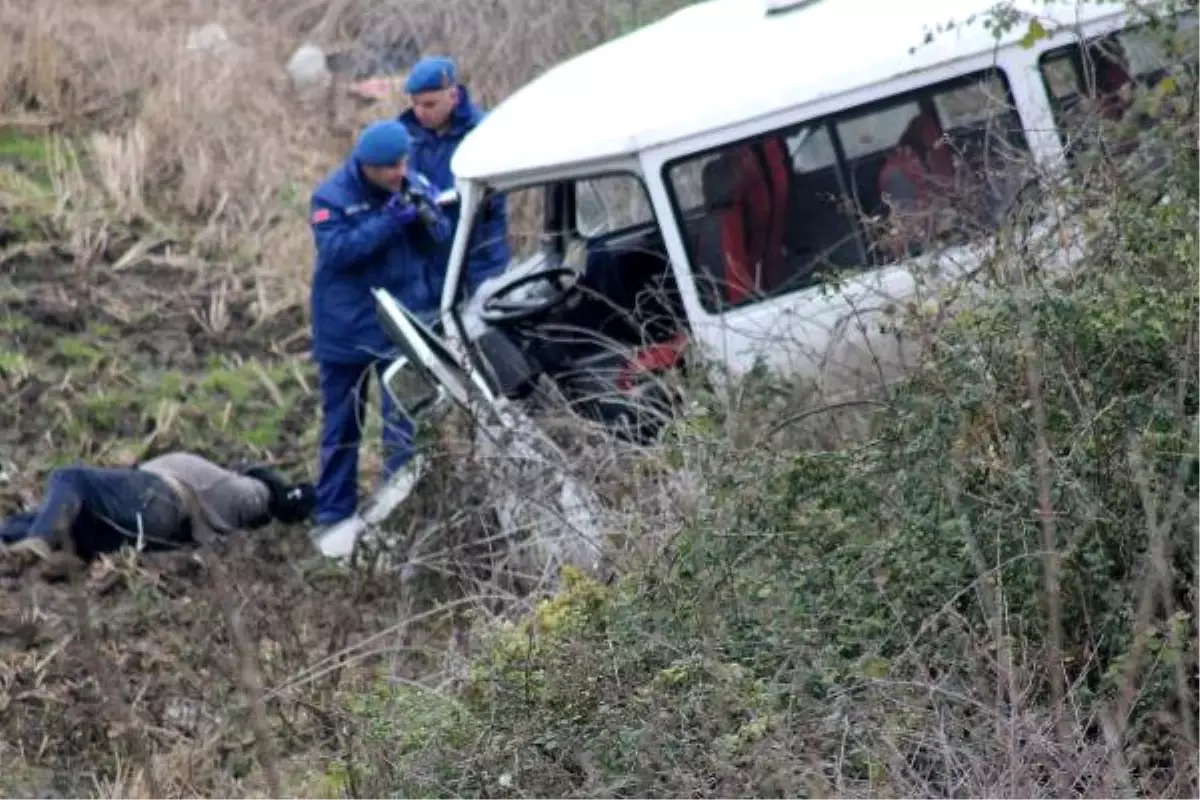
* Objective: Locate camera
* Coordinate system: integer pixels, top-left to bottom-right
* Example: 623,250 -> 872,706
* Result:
401,181 -> 440,228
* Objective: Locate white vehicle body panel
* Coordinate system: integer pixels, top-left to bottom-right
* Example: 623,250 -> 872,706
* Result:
451,0 -> 1134,181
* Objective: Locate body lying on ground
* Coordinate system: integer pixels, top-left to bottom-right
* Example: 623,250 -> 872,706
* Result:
0,452 -> 315,567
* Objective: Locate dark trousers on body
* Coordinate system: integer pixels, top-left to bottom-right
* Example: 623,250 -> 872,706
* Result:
0,466 -> 188,560
314,360 -> 416,526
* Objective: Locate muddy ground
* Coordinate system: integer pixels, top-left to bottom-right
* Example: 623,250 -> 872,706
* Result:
0,245 -> 462,795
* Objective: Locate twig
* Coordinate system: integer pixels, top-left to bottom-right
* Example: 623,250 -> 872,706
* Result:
61,544 -> 162,797
197,540 -> 283,797
1014,278 -> 1070,758
758,398 -> 890,443
1118,424 -> 1199,750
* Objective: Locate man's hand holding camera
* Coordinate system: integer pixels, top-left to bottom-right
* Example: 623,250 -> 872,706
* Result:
384,193 -> 420,226
386,179 -> 440,229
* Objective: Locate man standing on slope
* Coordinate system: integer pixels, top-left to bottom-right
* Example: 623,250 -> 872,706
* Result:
399,55 -> 511,295
308,120 -> 452,533
1,452 -> 314,566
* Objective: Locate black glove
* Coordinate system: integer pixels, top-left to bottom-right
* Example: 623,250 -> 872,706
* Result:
242,466 -> 316,525
384,193 -> 420,226
401,177 -> 441,228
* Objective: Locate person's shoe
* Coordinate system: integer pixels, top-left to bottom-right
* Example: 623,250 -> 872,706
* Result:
0,537 -> 63,577
311,458 -> 426,559
312,515 -> 366,558
364,455 -> 425,526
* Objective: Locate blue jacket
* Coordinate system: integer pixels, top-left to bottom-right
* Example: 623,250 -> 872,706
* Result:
308,158 -> 451,365
399,85 -> 511,295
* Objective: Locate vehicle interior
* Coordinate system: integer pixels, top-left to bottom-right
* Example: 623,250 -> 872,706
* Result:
672,71 -> 1035,312
1040,12 -> 1199,149
460,179 -> 690,440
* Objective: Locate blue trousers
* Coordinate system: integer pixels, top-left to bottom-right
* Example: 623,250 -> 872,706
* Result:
314,360 -> 416,526
1,465 -> 187,559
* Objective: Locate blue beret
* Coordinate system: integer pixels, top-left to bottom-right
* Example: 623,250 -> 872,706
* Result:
353,120 -> 410,166
404,56 -> 457,94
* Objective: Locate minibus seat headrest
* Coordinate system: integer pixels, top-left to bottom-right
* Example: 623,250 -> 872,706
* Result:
701,156 -> 738,210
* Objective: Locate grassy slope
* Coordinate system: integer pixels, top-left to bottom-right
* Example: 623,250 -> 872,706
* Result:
4,113 -> 1199,800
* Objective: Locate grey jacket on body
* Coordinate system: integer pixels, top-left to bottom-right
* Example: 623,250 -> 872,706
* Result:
139,452 -> 271,539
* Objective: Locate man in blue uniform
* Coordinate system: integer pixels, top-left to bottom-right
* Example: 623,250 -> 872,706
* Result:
399,56 -> 511,296
308,120 -> 452,530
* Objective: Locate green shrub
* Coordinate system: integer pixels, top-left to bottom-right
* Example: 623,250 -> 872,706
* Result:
334,178 -> 1199,800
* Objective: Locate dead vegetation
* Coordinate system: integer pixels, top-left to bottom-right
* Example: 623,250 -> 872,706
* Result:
0,0 -> 696,795
0,0 -> 694,317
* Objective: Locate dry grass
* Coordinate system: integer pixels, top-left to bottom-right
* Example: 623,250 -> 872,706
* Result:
0,0 -> 691,321
0,0 -> 694,795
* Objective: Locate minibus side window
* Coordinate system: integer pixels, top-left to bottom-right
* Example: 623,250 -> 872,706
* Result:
576,174 -> 656,238
663,67 -> 1033,314
1037,11 -> 1198,165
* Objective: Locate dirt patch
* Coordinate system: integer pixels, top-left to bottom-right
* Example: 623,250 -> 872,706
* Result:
0,530 -> 441,795
0,249 -> 319,469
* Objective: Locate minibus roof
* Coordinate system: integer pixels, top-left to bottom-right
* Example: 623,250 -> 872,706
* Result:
452,0 -> 1134,183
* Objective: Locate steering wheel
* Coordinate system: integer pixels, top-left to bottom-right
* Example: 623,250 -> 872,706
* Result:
478,264 -> 580,326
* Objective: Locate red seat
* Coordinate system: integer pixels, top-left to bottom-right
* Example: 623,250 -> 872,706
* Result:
1092,51 -> 1134,120
876,113 -> 957,257
700,156 -> 755,304
730,138 -> 790,293
700,139 -> 792,305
